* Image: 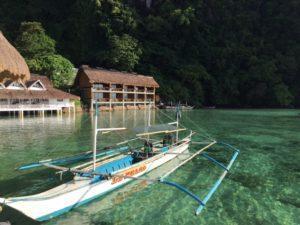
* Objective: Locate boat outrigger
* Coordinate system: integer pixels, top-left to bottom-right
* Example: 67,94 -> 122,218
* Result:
0,104 -> 239,221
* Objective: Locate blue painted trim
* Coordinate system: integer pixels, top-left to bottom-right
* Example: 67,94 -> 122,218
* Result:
18,146 -> 129,171
87,155 -> 134,182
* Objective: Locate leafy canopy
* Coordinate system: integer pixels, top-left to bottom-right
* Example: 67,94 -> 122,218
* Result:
15,22 -> 75,88
102,34 -> 142,71
2,0 -> 298,107
27,55 -> 74,88
15,22 -> 55,58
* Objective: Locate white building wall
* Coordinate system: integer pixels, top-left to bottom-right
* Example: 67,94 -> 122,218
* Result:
49,99 -> 70,106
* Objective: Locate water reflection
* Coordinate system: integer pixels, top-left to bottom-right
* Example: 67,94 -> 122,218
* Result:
95,109 -> 156,129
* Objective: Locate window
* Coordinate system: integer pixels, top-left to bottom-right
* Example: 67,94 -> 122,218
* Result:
11,99 -> 20,104
93,83 -> 103,89
11,82 -> 22,87
22,99 -> 30,104
7,82 -> 25,90
94,93 -> 103,100
28,80 -> 45,90
34,83 -> 42,88
57,99 -> 64,102
0,99 -> 8,105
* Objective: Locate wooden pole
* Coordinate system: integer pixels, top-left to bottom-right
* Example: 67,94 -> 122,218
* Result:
93,103 -> 98,171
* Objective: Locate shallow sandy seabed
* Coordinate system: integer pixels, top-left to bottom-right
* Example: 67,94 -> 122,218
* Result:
0,109 -> 299,225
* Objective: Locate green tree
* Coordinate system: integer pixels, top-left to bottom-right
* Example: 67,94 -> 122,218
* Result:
15,21 -> 74,88
15,22 -> 55,58
101,34 -> 142,71
273,84 -> 293,107
27,55 -> 75,88
1,0 -> 298,107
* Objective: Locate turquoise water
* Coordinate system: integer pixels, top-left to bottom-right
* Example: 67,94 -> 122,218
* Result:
0,109 -> 299,225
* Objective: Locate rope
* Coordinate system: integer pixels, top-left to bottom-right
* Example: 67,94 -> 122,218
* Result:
99,110 -> 139,150
154,106 -> 214,141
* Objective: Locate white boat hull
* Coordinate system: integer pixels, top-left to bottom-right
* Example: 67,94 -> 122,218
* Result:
3,139 -> 190,221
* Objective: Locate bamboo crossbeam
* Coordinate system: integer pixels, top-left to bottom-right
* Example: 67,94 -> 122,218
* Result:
136,128 -> 186,137
161,141 -> 217,179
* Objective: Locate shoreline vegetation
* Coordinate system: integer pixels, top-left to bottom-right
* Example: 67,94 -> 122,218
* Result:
0,1 -> 298,108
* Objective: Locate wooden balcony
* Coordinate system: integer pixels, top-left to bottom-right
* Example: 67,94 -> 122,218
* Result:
92,88 -> 155,94
93,98 -> 154,105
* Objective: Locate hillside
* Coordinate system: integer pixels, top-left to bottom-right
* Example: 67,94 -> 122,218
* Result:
0,0 -> 299,107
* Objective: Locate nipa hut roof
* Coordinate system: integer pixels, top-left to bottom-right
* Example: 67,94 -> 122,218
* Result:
77,65 -> 159,88
0,32 -> 30,82
0,74 -> 80,100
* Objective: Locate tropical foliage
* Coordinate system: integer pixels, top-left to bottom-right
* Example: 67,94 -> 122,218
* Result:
0,0 -> 298,107
15,22 -> 75,88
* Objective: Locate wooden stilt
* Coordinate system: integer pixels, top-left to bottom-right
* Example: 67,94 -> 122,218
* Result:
18,110 -> 24,119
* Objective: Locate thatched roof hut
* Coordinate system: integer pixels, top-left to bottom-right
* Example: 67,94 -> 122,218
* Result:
0,31 -> 30,82
75,65 -> 159,87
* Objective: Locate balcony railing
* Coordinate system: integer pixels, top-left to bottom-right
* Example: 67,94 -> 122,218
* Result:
94,98 -> 153,102
93,88 -> 154,93
0,103 -> 74,111
97,98 -> 110,102
111,88 -> 123,91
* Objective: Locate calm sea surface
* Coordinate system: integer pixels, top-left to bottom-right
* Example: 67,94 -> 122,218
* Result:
0,109 -> 299,225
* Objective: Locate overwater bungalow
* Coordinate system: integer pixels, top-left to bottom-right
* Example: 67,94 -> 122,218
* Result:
0,31 -> 79,116
75,65 -> 159,111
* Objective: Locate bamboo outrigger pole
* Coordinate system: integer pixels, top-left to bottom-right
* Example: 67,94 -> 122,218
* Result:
175,103 -> 181,141
93,102 -> 99,171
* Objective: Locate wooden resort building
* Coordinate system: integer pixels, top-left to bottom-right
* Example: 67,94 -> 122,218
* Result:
0,31 -> 79,117
75,65 -> 159,111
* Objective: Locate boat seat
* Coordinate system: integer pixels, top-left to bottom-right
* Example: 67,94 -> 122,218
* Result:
95,155 -> 133,175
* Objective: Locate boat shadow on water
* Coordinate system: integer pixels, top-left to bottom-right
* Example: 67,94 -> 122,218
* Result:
0,207 -> 39,225
0,169 -> 72,197
0,170 -> 73,224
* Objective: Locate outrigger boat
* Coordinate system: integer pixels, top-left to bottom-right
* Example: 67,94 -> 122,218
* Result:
0,105 -> 239,222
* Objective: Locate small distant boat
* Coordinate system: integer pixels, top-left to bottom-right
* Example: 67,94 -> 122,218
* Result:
164,104 -> 194,110
0,104 -> 239,221
181,105 -> 195,110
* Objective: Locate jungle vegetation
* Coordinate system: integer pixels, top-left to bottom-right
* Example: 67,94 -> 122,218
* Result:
0,0 -> 299,107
